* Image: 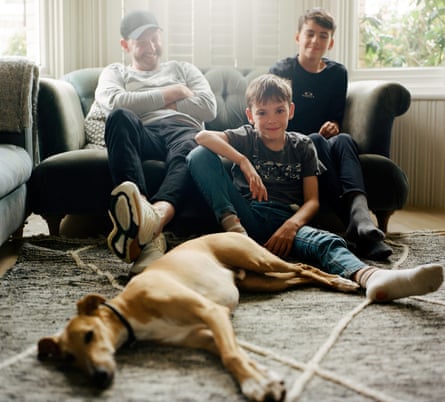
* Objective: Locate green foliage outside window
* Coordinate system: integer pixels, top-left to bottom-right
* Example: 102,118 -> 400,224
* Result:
2,30 -> 26,57
360,0 -> 445,67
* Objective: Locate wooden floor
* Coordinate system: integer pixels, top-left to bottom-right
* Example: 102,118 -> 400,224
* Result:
21,207 -> 445,237
386,206 -> 445,233
1,208 -> 444,277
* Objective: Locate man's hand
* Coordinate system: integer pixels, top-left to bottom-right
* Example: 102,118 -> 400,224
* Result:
162,84 -> 194,108
319,121 -> 339,139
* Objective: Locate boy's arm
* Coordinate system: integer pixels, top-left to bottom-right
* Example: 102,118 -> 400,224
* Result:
195,130 -> 268,201
195,130 -> 245,164
319,67 -> 348,138
264,175 -> 319,256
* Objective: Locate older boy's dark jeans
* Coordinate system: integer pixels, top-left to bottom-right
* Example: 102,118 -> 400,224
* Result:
309,133 -> 366,219
105,108 -> 199,210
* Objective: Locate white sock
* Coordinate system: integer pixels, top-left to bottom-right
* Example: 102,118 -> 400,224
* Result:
364,264 -> 443,302
220,214 -> 247,235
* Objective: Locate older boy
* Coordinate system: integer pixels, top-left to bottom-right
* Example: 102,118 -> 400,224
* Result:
185,74 -> 443,302
269,8 -> 391,261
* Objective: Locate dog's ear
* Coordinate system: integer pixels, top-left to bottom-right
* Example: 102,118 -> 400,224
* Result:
77,293 -> 107,315
38,336 -> 62,361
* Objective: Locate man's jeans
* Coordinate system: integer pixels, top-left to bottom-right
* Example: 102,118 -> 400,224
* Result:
187,146 -> 366,278
105,108 -> 198,209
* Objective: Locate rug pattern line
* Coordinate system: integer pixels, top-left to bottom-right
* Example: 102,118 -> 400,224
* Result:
285,299 -> 375,402
239,339 -> 398,402
71,243 -> 124,291
284,235 -> 420,402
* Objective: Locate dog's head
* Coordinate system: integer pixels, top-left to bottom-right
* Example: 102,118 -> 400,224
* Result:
38,294 -> 117,389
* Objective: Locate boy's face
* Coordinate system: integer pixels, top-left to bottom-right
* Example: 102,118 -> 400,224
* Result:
246,99 -> 295,143
296,19 -> 334,61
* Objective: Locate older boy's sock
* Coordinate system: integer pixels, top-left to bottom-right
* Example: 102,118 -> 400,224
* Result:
220,214 -> 247,235
346,194 -> 385,242
356,264 -> 444,302
358,239 -> 393,260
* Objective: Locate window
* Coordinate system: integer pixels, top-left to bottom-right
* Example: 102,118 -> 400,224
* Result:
0,0 -> 40,63
358,0 -> 445,68
347,0 -> 445,97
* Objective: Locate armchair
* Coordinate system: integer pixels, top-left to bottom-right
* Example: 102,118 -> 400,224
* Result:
30,67 -> 409,236
0,57 -> 39,246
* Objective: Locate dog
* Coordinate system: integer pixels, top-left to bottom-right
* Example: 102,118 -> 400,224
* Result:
38,232 -> 359,402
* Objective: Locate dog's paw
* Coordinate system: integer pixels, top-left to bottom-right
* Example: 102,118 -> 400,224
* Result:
333,277 -> 360,293
265,271 -> 297,279
241,373 -> 286,402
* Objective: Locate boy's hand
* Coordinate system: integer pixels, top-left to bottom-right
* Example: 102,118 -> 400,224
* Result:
264,221 -> 299,257
319,121 -> 339,138
239,158 -> 268,201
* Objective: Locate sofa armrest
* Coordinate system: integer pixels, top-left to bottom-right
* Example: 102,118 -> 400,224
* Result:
342,80 -> 411,157
38,78 -> 86,160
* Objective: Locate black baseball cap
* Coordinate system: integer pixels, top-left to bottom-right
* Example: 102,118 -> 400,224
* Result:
120,10 -> 161,40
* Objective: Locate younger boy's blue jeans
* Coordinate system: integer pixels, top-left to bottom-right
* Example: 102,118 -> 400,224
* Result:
187,146 -> 366,278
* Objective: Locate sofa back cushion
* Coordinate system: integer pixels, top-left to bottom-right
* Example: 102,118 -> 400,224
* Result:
62,66 -> 268,134
62,67 -> 103,116
202,67 -> 265,130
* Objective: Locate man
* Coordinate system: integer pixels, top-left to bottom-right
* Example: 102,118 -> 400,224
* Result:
95,10 -> 217,275
269,8 -> 392,260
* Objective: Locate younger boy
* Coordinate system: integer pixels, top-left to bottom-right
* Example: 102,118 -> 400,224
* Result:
186,74 -> 443,302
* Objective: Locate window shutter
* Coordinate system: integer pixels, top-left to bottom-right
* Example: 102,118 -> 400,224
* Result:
251,0 -> 280,67
158,0 -> 287,68
165,0 -> 194,62
209,0 -> 235,66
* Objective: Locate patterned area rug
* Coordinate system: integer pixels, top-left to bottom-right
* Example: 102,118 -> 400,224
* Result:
0,231 -> 444,402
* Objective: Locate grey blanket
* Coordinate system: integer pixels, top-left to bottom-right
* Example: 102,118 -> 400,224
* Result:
0,56 -> 39,163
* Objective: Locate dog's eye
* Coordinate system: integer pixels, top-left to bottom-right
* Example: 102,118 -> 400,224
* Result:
84,330 -> 94,344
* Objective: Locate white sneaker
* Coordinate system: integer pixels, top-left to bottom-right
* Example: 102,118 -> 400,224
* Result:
130,233 -> 167,275
107,181 -> 161,263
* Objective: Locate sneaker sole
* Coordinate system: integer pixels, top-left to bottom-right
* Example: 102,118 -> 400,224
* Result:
108,182 -> 146,263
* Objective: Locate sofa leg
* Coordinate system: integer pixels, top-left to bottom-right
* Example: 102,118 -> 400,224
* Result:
375,211 -> 393,233
42,215 -> 63,236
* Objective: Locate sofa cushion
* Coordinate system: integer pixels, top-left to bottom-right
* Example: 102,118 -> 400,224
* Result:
84,101 -> 107,147
203,68 -> 249,130
0,144 -> 32,198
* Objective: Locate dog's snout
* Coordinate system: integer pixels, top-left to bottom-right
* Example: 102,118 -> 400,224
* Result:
92,367 -> 114,389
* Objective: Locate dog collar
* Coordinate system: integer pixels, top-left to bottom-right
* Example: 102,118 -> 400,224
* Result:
102,302 -> 136,347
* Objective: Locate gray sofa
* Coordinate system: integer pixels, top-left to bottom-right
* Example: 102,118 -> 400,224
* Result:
0,57 -> 38,246
30,67 -> 410,237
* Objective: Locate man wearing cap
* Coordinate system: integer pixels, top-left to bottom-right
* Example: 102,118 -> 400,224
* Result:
95,10 -> 217,276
